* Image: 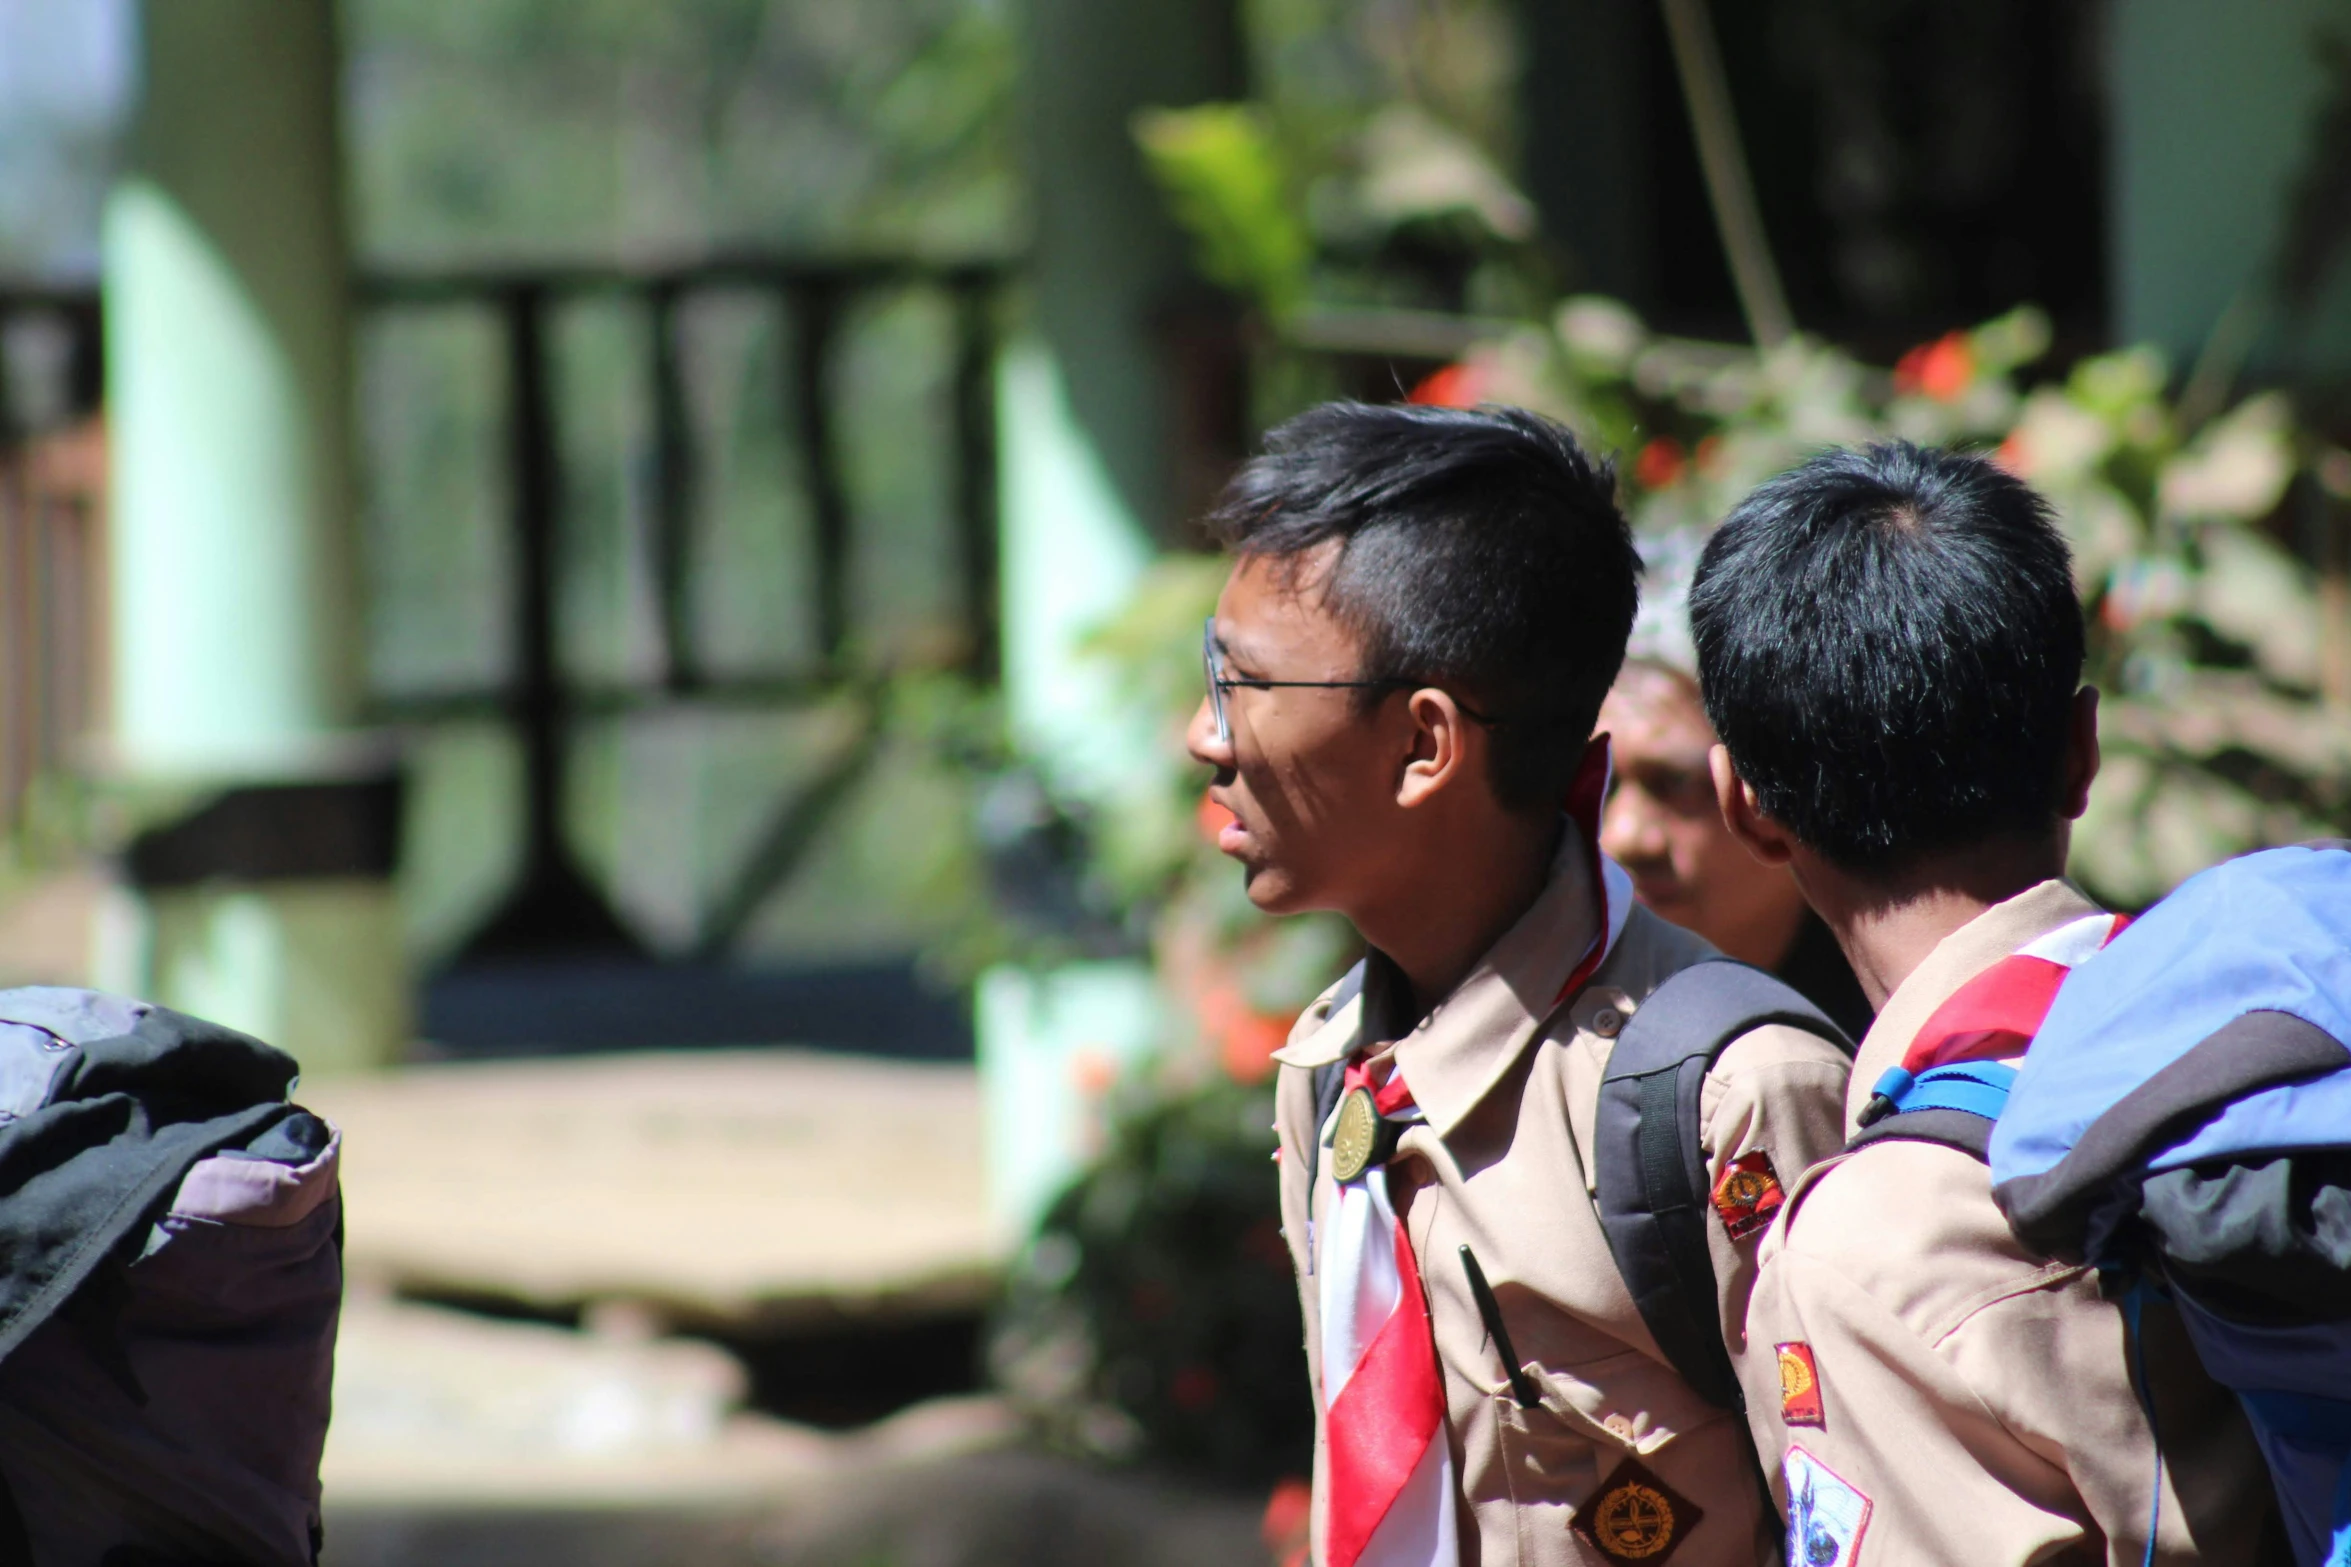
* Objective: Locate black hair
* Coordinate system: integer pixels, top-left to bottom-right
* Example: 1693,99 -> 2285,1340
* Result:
1688,441 -> 2085,873
1208,401 -> 1638,811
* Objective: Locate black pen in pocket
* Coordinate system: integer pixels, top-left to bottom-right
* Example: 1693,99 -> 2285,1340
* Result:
1459,1244 -> 1540,1409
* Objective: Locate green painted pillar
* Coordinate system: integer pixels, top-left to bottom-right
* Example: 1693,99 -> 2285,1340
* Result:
1001,0 -> 1242,794
97,0 -> 407,1075
2110,0 -> 2351,375
981,0 -> 1242,1230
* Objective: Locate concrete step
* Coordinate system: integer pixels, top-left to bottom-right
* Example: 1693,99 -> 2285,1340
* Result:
299,1049 -> 1006,1332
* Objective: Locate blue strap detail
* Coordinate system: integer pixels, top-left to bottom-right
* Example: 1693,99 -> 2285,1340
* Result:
1870,1061 -> 2018,1121
2123,1282 -> 2163,1567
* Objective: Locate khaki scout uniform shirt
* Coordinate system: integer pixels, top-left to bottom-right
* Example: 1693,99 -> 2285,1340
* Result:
1274,833 -> 1853,1567
1733,880 -> 2277,1566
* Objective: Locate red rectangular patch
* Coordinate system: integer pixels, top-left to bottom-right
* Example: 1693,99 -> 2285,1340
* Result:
1777,1341 -> 1824,1428
1710,1149 -> 1784,1240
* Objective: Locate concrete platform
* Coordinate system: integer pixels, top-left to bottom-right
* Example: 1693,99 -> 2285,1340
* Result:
323,1450 -> 1267,1567
300,1050 -> 1006,1331
324,1295 -> 832,1509
318,1298 -> 1262,1567
323,1296 -> 1016,1510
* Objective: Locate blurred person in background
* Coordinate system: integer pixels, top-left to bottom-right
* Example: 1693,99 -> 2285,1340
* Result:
1597,535 -> 1872,1041
1189,402 -> 1852,1567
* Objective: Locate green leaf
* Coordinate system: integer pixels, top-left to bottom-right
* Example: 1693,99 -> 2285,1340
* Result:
1133,104 -> 1312,319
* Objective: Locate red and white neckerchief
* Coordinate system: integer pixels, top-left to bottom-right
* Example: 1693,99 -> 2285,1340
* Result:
1314,739 -> 1632,1567
1899,910 -> 2129,1075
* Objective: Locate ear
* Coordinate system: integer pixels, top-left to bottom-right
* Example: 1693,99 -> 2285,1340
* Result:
1396,688 -> 1476,810
1710,744 -> 1796,867
2059,686 -> 2101,821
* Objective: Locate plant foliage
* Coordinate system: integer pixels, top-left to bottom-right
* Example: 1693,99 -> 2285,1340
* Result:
989,1074 -> 1314,1486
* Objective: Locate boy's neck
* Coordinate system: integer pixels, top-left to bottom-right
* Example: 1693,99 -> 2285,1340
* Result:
1798,833 -> 2071,1012
1355,812 -> 1567,1019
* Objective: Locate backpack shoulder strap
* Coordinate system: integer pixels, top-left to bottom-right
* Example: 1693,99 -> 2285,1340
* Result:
1302,961 -> 1368,1200
1845,1061 -> 2020,1163
1847,1107 -> 1996,1162
1593,958 -> 1852,1411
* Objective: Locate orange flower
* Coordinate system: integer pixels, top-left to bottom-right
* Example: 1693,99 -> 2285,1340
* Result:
1263,1477 -> 1314,1563
1995,430 -> 2031,476
1069,1048 -> 1118,1098
1200,978 -> 1293,1083
1197,791 -> 1236,844
1220,1008 -> 1292,1084
1894,332 -> 1974,402
1407,362 -> 1485,408
1634,436 -> 1686,490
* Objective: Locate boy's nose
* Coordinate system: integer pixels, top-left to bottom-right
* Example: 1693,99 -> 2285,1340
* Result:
1184,696 -> 1231,768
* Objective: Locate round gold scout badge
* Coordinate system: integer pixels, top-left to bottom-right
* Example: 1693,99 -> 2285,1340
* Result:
1572,1458 -> 1699,1564
1329,1085 -> 1381,1183
1591,1480 -> 1676,1559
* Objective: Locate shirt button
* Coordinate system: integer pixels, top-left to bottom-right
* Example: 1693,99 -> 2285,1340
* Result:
1604,1414 -> 1635,1440
1592,1006 -> 1624,1038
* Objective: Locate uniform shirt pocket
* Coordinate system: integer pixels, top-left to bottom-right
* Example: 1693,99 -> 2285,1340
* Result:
1496,1379 -> 1610,1565
1491,1357 -> 1664,1550
1505,1350 -> 1709,1453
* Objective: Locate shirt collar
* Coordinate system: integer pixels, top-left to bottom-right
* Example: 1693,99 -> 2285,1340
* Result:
1844,877 -> 2104,1136
1272,827 -> 1627,1134
1270,948 -> 1412,1070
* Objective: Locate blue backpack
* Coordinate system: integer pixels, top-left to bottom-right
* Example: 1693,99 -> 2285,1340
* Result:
1981,845 -> 2351,1567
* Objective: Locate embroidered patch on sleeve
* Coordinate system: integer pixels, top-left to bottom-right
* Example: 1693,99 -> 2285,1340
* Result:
1710,1149 -> 1785,1240
1571,1455 -> 1704,1565
1784,1446 -> 1871,1567
1776,1341 -> 1824,1428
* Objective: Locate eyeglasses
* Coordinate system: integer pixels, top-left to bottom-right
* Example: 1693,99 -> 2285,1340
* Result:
1202,618 -> 1502,746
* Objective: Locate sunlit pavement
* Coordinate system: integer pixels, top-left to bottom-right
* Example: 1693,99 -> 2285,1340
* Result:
299,1050 -> 1261,1564
301,1049 -> 1005,1331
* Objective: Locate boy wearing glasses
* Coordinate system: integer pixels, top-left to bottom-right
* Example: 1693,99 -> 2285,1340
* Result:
1187,402 -> 1851,1567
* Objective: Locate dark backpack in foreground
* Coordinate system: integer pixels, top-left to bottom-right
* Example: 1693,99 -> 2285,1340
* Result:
1308,954 -> 1852,1414
0,987 -> 341,1567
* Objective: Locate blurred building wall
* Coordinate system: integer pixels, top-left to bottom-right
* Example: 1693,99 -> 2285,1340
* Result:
982,0 -> 1243,1228
99,0 -> 406,1073
2112,0 -> 2351,376
1000,0 -> 1242,795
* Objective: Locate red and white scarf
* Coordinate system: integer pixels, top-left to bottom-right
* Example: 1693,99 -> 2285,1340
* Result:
1899,910 -> 2128,1074
1314,741 -> 1633,1567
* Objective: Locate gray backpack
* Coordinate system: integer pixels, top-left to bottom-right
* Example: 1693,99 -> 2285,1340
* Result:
0,987 -> 341,1567
1307,955 -> 1851,1415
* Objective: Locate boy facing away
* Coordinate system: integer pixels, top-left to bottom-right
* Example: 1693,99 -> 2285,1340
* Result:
1690,442 -> 2280,1564
1187,402 -> 1852,1567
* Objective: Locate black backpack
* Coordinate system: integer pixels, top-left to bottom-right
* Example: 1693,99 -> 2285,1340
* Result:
1305,955 -> 1851,1414
0,987 -> 341,1567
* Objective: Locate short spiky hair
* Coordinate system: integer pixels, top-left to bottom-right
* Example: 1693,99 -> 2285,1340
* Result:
1208,401 -> 1639,811
1689,441 -> 2085,872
